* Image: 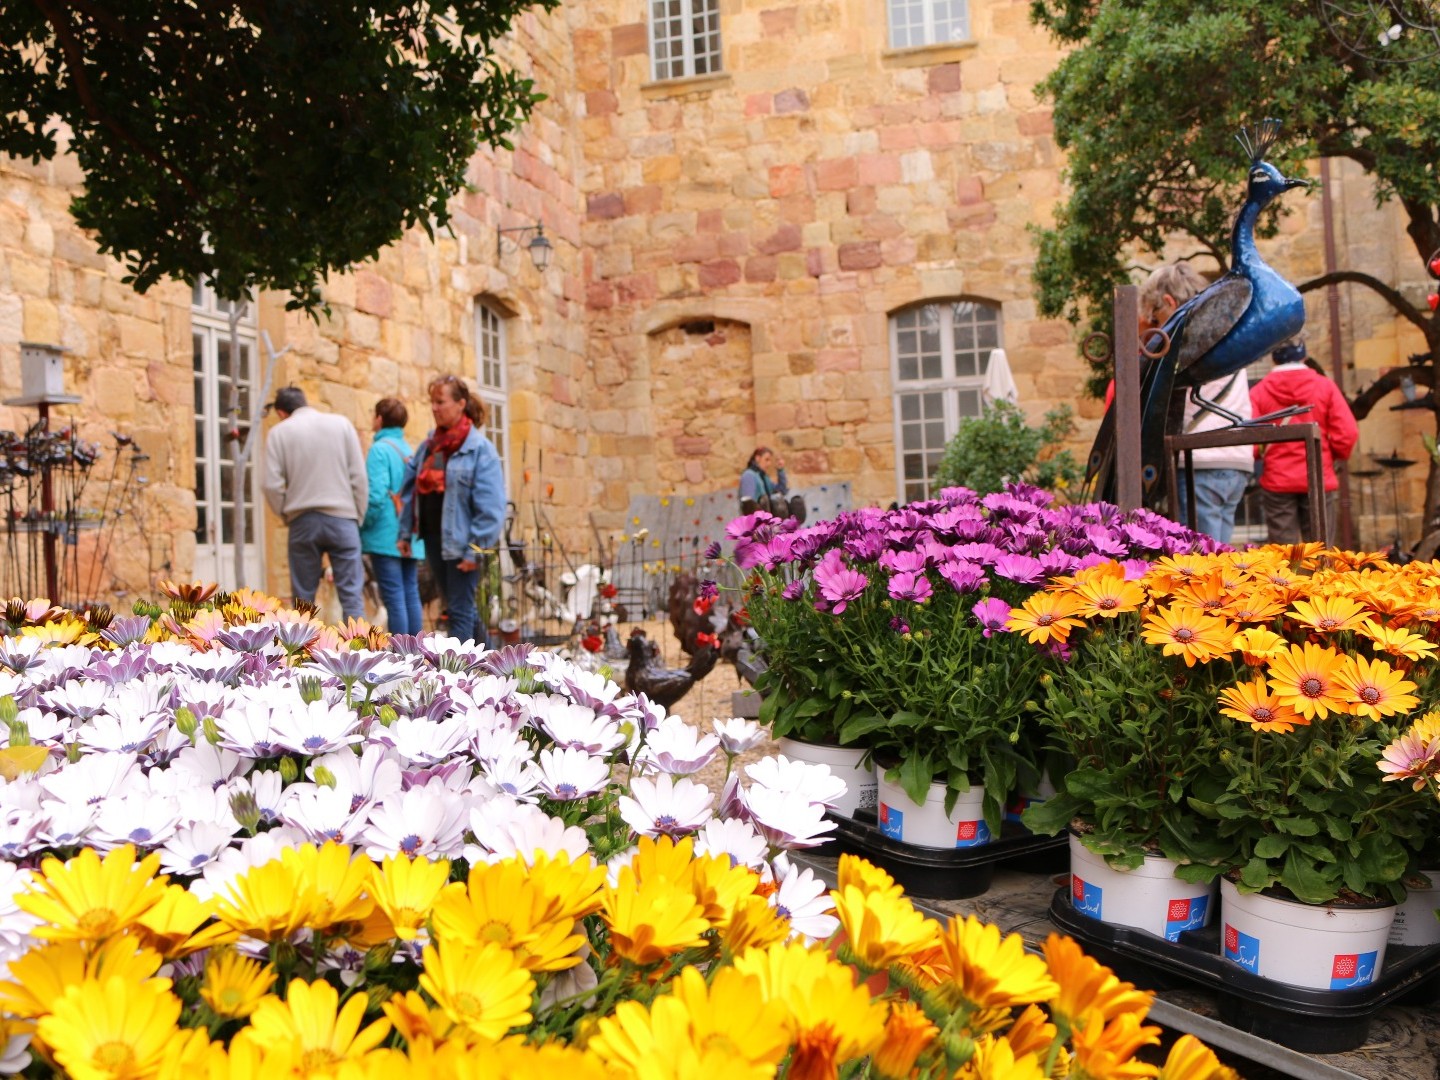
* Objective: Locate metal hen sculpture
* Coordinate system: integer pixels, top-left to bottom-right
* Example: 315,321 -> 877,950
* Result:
1086,120 -> 1310,505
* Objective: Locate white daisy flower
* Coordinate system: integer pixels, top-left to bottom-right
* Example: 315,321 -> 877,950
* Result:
744,755 -> 848,809
635,715 -> 719,776
742,785 -> 836,849
770,856 -> 839,942
0,862 -> 39,954
279,783 -> 368,845
225,770 -> 286,826
36,800 -> 97,849
160,742 -> 248,795
535,747 -> 610,801
466,709 -> 528,762
373,714 -> 468,765
214,697 -> 283,758
538,943 -> 599,1009
309,743 -> 402,817
465,801 -> 589,866
529,695 -> 625,754
158,821 -> 236,877
90,791 -> 182,852
714,717 -> 767,755
362,785 -> 469,860
38,750 -> 143,806
482,748 -> 541,802
269,697 -> 364,757
12,706 -> 71,746
192,827 -> 310,902
694,816 -> 769,871
74,711 -> 168,755
38,679 -> 111,720
618,774 -> 712,838
0,807 -> 49,859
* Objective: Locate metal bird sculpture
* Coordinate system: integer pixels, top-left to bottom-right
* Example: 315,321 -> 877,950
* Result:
1086,119 -> 1310,505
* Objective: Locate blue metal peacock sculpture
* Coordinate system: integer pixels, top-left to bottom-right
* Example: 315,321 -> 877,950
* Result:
1086,119 -> 1310,505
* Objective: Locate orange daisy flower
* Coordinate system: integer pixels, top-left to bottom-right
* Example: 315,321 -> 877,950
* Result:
1231,627 -> 1288,667
1288,595 -> 1369,635
1146,554 -> 1213,593
1357,620 -> 1438,662
1266,643 -> 1348,720
1006,593 -> 1083,645
1140,605 -> 1234,667
1070,568 -> 1147,618
1220,590 -> 1286,625
1218,678 -> 1307,734
1170,571 -> 1230,614
1332,655 -> 1419,721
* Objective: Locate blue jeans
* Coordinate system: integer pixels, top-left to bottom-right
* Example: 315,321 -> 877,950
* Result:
423,540 -> 482,646
369,555 -> 423,636
1176,469 -> 1250,545
288,512 -> 365,620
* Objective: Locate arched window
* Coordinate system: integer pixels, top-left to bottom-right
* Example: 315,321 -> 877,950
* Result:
890,299 -> 1002,502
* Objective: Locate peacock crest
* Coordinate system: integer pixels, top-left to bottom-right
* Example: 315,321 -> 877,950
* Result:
1234,118 -> 1284,164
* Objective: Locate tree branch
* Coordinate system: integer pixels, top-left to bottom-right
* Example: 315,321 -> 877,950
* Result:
1348,364 -> 1434,421
32,0 -> 199,199
1298,270 -> 1434,337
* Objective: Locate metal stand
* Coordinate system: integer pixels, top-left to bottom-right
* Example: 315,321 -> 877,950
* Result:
1166,423 -> 1327,542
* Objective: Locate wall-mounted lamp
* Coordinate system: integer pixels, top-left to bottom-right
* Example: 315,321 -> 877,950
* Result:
497,222 -> 553,272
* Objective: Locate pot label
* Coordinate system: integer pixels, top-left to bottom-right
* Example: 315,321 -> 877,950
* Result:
1071,874 -> 1103,919
1223,924 -> 1260,973
1164,896 -> 1208,941
1330,951 -> 1378,989
858,783 -> 877,812
954,819 -> 991,848
878,802 -> 903,841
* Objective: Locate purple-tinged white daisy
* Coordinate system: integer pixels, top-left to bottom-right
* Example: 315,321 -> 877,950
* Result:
538,943 -> 599,1010
38,679 -> 111,720
769,855 -> 839,942
714,717 -> 766,755
744,755 -> 848,810
269,697 -> 365,757
35,799 -> 97,850
89,791 -> 182,852
482,747 -> 542,802
0,861 -> 39,959
74,712 -> 169,756
158,821 -> 236,877
535,747 -> 610,801
372,714 -> 468,765
694,816 -> 768,871
279,783 -> 369,846
465,801 -> 590,866
214,698 -> 283,758
310,743 -> 403,816
192,827 -> 311,902
362,786 -> 469,860
635,716 -> 719,776
618,774 -> 713,838
742,784 -> 836,849
530,696 -> 625,754
38,750 -> 142,806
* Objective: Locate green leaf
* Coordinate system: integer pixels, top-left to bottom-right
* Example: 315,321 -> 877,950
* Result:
1272,816 -> 1320,837
897,753 -> 936,806
838,712 -> 890,743
1253,834 -> 1289,859
1022,793 -> 1084,837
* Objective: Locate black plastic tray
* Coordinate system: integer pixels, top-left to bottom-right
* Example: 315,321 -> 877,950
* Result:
820,809 -> 1067,899
1048,887 -> 1440,1053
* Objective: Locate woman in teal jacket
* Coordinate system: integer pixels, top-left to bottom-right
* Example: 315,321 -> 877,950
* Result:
360,398 -> 424,635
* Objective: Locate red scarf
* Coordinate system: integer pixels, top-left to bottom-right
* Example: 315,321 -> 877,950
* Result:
415,415 -> 472,495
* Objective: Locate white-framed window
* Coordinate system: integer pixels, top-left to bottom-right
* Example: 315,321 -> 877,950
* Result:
191,278 -> 263,588
888,0 -> 969,48
891,299 -> 1001,503
650,0 -> 722,80
474,300 -> 509,481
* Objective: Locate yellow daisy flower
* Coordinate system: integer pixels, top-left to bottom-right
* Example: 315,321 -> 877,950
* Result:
1218,678 -> 1308,734
1157,1033 -> 1239,1080
153,1026 -> 214,1080
36,974 -> 182,1080
872,1000 -> 937,1080
19,617 -> 97,646
382,988 -> 469,1052
830,884 -> 939,970
212,858 -> 317,943
953,1033 -> 1047,1080
1219,590 -> 1286,625
241,977 -> 391,1073
1043,934 -> 1152,1029
200,949 -> 276,1020
133,882 -> 231,959
1006,592 -> 1084,645
16,844 -> 168,944
1266,643 -> 1349,721
933,915 -> 1059,1011
1140,604 -> 1234,667
588,993 -> 773,1080
835,854 -> 903,898
432,859 -> 585,972
1002,1003 -> 1058,1060
454,1038 -> 614,1080
601,869 -> 710,967
369,854 -> 451,941
525,851 -> 606,924
671,965 -> 791,1070
1146,554 -> 1213,592
282,842 -> 374,934
418,939 -> 534,1042
0,937 -> 164,1019
1357,619 -> 1438,662
1230,626 -> 1288,667
718,893 -> 790,954
1333,654 -> 1420,721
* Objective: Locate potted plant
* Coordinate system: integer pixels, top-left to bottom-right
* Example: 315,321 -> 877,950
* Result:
727,485 -> 1217,841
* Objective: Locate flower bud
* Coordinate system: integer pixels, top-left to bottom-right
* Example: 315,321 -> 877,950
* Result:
66,740 -> 82,763
313,766 -> 337,789
515,667 -> 540,695
174,707 -> 198,740
363,942 -> 397,974
278,756 -> 299,784
6,720 -> 29,747
376,704 -> 398,727
202,717 -> 222,746
230,791 -> 261,832
271,940 -> 298,974
0,696 -> 17,726
298,676 -> 323,704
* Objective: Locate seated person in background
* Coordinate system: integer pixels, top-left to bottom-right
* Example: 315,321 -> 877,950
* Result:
738,446 -> 805,521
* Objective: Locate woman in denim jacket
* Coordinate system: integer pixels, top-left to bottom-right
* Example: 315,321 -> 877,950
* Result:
397,375 -> 505,645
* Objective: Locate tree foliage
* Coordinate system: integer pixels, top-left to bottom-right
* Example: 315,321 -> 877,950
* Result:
0,1 -> 556,312
1029,0 -> 1440,396
931,401 -> 1081,497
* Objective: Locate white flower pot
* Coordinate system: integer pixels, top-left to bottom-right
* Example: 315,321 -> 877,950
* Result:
774,737 -> 875,818
1389,869 -> 1440,947
1068,834 -> 1215,942
1220,878 -> 1396,990
1006,772 -> 1059,827
876,774 -> 989,850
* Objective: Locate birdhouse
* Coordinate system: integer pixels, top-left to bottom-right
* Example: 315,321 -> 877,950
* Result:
20,342 -> 70,398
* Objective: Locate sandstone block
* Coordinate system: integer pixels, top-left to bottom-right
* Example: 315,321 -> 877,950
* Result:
698,259 -> 742,288
774,88 -> 810,114
587,192 -> 626,219
815,157 -> 859,191
612,23 -> 647,56
838,242 -> 882,271
769,163 -> 806,197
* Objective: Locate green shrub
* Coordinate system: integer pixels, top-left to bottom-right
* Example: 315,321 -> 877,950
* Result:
931,401 -> 1081,497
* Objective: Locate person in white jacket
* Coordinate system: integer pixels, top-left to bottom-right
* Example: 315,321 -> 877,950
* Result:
1139,263 -> 1254,544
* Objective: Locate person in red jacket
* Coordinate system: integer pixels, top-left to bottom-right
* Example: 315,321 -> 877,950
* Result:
1249,337 -> 1359,543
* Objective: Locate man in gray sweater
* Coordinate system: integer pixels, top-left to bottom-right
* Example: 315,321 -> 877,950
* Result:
261,386 -> 368,620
